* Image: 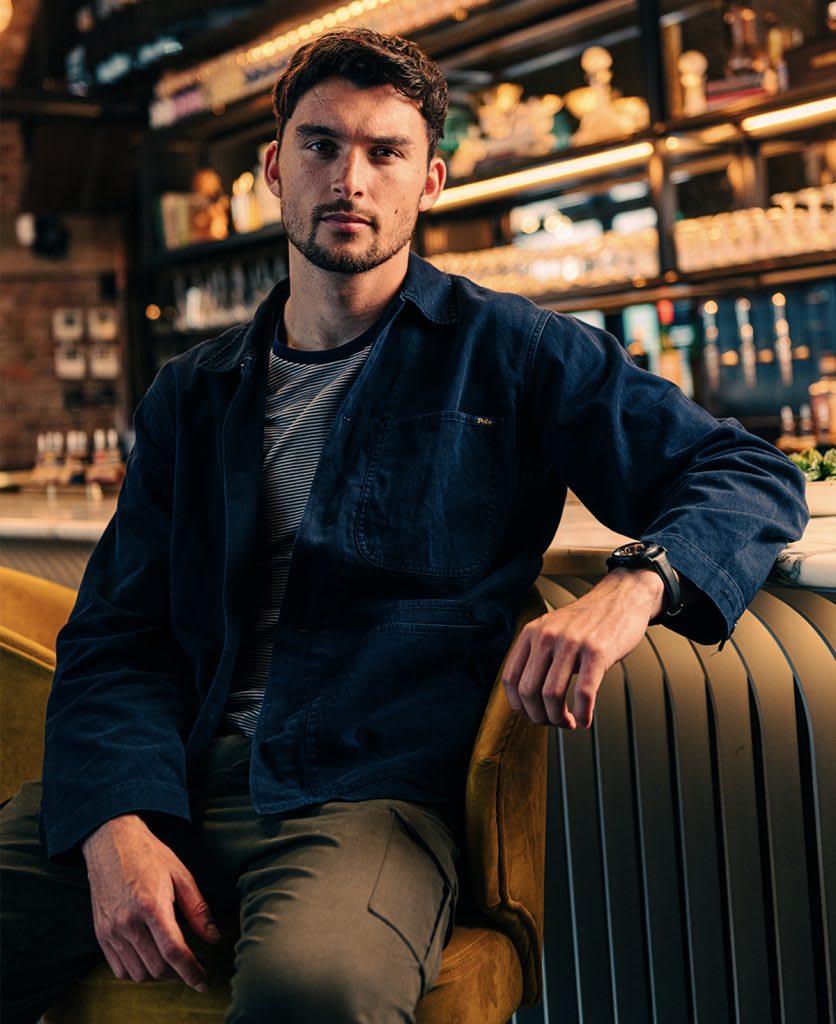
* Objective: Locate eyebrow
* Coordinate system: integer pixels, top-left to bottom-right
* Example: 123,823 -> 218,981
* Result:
294,123 -> 414,148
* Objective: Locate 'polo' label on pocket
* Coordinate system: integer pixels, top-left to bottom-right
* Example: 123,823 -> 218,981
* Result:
474,416 -> 494,426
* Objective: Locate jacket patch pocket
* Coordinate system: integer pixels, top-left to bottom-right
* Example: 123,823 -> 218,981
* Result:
368,808 -> 456,995
357,411 -> 503,577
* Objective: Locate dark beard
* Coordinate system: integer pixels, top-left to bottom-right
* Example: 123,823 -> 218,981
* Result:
283,200 -> 418,274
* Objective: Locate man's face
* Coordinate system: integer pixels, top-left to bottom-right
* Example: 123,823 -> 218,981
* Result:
266,77 -> 445,274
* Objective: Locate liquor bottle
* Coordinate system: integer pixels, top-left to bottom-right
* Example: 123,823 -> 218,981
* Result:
699,300 -> 721,395
656,299 -> 684,389
627,329 -> 649,371
771,291 -> 794,387
797,404 -> 817,449
734,297 -> 758,388
809,353 -> 836,447
716,299 -> 745,398
59,431 -> 88,485
776,404 -> 817,452
724,1 -> 767,81
775,405 -> 798,453
86,427 -> 126,486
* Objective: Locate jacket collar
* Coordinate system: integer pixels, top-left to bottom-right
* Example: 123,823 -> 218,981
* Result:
399,251 -> 457,325
200,251 -> 457,374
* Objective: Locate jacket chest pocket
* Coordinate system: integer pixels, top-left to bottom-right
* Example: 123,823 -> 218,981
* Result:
356,411 -> 503,577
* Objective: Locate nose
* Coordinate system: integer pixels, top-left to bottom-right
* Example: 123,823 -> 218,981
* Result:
332,149 -> 365,199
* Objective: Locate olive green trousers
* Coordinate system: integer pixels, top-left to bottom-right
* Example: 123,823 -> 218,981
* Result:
0,736 -> 459,1024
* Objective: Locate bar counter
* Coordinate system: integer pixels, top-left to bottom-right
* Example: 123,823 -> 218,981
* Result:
545,493 -> 836,590
0,488 -> 118,542
1,487 -> 833,591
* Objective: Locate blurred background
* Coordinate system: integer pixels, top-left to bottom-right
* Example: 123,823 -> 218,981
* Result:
0,0 -> 834,575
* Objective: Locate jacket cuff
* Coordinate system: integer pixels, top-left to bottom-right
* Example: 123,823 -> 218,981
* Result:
640,531 -> 745,645
41,780 -> 191,862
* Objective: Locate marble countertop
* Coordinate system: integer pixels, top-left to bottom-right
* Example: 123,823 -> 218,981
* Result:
1,488 -> 833,589
0,489 -> 118,542
543,496 -> 836,590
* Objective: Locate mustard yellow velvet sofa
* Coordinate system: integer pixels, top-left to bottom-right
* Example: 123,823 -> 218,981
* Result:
0,566 -> 551,1024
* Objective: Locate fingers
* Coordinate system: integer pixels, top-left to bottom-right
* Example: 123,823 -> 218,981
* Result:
172,867 -> 222,945
97,915 -> 189,986
569,653 -> 604,729
540,656 -> 578,730
84,817 -> 215,993
104,927 -> 178,984
503,616 -> 606,729
517,639 -> 563,726
501,630 -> 531,715
145,902 -> 209,991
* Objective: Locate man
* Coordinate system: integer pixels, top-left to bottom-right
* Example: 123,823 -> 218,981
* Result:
0,28 -> 807,1024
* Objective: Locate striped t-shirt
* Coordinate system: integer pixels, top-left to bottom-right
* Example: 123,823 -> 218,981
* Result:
221,323 -> 374,736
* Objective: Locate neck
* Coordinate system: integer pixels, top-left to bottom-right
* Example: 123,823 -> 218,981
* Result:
283,246 -> 410,351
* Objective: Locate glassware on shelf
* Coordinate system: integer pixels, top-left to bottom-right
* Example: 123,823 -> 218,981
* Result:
428,227 -> 659,297
169,255 -> 287,334
673,185 -> 836,271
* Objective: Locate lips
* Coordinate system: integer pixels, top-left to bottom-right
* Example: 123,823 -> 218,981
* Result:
321,213 -> 371,226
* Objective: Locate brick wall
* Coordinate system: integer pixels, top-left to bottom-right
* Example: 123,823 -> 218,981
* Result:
0,0 -> 39,90
0,2 -> 130,471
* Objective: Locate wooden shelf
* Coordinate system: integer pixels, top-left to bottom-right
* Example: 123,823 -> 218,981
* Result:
666,81 -> 836,138
534,252 -> 836,313
144,221 -> 285,269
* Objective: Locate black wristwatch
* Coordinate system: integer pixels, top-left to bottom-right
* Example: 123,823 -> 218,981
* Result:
606,541 -> 683,619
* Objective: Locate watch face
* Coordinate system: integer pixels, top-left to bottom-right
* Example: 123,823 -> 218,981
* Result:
616,542 -> 648,557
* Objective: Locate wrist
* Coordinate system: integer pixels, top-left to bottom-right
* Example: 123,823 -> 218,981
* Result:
81,813 -> 147,859
606,541 -> 681,618
606,566 -> 666,619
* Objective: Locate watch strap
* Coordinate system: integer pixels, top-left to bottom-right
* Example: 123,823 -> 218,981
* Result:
605,542 -> 683,618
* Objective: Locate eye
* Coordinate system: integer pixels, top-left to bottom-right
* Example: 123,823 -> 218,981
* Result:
372,147 -> 400,160
307,139 -> 336,155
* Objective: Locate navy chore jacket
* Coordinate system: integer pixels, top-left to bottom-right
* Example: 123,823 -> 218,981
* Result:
41,253 -> 808,859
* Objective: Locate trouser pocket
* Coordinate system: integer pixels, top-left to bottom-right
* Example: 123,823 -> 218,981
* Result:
367,805 -> 458,995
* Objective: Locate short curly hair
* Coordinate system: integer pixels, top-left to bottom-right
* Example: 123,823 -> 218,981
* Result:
272,29 -> 448,161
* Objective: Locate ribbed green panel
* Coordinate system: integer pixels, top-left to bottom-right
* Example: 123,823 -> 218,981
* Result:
539,728 -> 579,1024
538,577 -> 615,1024
620,624 -> 690,1024
749,589 -> 836,1023
537,574 -> 834,1024
556,575 -> 652,1023
645,626 -> 731,1023
766,586 -> 836,654
690,637 -> 774,1022
730,613 -> 819,1023
536,577 -> 585,1024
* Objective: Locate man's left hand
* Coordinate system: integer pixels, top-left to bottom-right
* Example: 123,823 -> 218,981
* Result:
502,568 -> 665,729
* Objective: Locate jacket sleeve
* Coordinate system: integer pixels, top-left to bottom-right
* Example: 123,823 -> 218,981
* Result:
527,311 -> 809,643
41,368 -> 195,860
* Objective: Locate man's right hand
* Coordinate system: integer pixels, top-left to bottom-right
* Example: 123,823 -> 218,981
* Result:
81,813 -> 220,991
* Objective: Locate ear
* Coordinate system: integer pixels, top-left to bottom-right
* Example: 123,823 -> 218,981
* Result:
264,140 -> 281,199
417,155 -> 447,213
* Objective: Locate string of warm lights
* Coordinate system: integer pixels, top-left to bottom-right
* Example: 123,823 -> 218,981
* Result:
431,142 -> 655,211
150,0 -> 490,128
740,95 -> 836,135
